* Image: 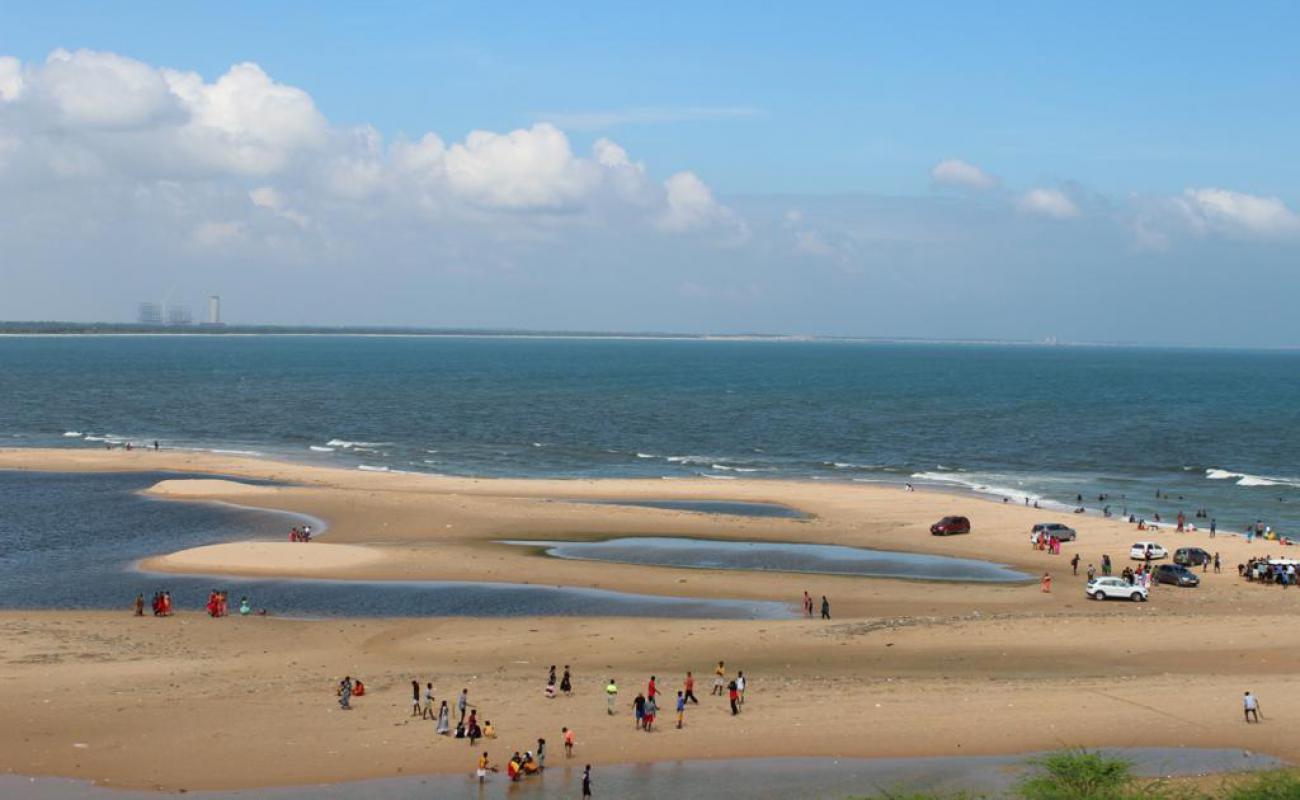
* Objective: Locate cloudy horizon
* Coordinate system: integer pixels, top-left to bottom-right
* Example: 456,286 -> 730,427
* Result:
2,4 -> 1298,347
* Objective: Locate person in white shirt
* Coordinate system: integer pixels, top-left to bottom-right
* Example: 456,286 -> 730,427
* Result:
1244,691 -> 1261,723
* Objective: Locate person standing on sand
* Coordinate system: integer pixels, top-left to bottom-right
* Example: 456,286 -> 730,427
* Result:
643,694 -> 657,731
821,596 -> 831,620
437,700 -> 451,734
133,593 -> 144,616
728,679 -> 740,715
1087,564 -> 1096,581
1214,552 -> 1222,574
1244,691 -> 1261,723
676,690 -> 686,728
561,665 -> 572,695
736,670 -> 746,705
1210,519 -> 1217,538
647,675 -> 658,702
582,765 -> 593,798
423,682 -> 435,719
605,678 -> 618,715
457,688 -> 469,722
338,676 -> 353,710
633,692 -> 646,729
713,661 -> 726,696
803,591 -> 813,617
1070,554 -> 1080,576
684,671 -> 698,704
1041,572 -> 1052,593
563,726 -> 574,757
411,680 -> 422,717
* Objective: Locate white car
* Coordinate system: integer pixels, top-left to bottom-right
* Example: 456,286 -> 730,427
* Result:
1087,577 -> 1149,602
1129,541 -> 1168,560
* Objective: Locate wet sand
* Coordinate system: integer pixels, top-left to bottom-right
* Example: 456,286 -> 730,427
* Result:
0,447 -> 1296,790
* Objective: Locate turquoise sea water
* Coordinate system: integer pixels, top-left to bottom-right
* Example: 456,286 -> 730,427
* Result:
2,336 -> 1298,534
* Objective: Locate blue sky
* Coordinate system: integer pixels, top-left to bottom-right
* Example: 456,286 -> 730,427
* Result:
7,1 -> 1297,198
1,2 -> 1299,344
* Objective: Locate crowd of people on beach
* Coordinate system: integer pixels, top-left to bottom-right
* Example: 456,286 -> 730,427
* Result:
370,657 -> 757,793
1241,557 -> 1299,587
288,524 -> 313,542
132,590 -> 260,617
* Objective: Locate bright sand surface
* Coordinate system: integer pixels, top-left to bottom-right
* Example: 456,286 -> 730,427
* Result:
1,447 -> 1298,790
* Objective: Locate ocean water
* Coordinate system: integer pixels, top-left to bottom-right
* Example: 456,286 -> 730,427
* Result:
2,336 -> 1299,535
0,470 -> 789,618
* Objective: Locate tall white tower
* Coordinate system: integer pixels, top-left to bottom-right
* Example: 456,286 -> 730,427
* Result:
208,295 -> 221,325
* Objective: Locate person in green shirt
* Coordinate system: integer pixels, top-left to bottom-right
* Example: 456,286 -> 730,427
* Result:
604,678 -> 618,715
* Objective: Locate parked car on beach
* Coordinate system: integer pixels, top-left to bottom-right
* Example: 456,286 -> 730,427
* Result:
1174,547 -> 1212,567
1129,541 -> 1168,560
1154,564 -> 1200,587
930,516 -> 971,536
1030,522 -> 1077,543
1086,577 -> 1149,602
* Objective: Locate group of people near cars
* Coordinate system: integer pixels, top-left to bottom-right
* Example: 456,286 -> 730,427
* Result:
1240,557 -> 1298,587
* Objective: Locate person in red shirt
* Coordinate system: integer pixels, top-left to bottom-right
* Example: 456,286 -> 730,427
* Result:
683,671 -> 698,704
647,676 -> 657,701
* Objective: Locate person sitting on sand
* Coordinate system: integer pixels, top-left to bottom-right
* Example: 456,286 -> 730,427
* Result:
239,596 -> 251,616
482,720 -> 496,738
353,679 -> 365,697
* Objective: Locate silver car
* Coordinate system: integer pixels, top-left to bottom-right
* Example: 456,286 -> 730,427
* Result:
1030,522 -> 1077,542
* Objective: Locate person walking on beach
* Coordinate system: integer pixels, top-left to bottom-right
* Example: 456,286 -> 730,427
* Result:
560,665 -> 572,695
728,679 -> 740,715
1214,552 -> 1222,573
423,682 -> 435,719
563,726 -> 575,757
411,680 -> 422,717
582,765 -> 593,798
605,678 -> 618,715
821,595 -> 831,620
133,593 -> 144,616
457,688 -> 469,722
1244,691 -> 1262,723
643,694 -> 657,731
1070,554 -> 1080,576
803,591 -> 813,618
684,671 -> 698,704
676,690 -> 686,728
712,661 -> 726,696
647,675 -> 658,703
633,693 -> 646,730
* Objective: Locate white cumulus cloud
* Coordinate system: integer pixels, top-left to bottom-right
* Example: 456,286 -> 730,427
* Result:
1018,188 -> 1080,219
1177,188 -> 1300,239
930,158 -> 996,190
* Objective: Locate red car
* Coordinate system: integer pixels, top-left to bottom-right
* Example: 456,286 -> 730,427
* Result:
930,516 -> 971,536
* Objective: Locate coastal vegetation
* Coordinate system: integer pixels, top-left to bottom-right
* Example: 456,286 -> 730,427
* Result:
866,750 -> 1300,799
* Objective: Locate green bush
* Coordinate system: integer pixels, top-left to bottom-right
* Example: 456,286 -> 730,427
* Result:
1015,750 -> 1139,800
1219,770 -> 1300,800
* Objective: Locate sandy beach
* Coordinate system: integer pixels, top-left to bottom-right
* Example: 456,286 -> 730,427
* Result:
1,447 -> 1297,791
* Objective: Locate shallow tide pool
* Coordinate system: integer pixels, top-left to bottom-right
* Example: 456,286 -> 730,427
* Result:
502,536 -> 1031,582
